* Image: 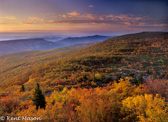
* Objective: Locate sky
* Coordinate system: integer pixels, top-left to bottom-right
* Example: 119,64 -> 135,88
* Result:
0,0 -> 168,35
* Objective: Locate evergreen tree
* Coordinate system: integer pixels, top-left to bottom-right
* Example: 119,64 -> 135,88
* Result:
32,83 -> 46,110
134,74 -> 143,86
116,74 -> 122,83
134,76 -> 138,86
138,74 -> 143,85
20,84 -> 25,92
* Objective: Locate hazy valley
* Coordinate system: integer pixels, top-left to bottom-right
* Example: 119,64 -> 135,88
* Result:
0,35 -> 111,55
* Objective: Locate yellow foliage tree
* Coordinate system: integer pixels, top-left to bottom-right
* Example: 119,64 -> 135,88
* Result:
122,94 -> 168,122
76,87 -> 121,122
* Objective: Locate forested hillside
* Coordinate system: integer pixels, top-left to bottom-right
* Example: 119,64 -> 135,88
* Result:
0,42 -> 98,89
0,32 -> 167,121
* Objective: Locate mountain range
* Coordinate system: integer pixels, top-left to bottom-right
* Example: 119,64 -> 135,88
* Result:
0,35 -> 111,55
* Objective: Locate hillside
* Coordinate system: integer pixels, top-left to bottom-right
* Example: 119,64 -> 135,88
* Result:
0,41 -> 98,89
80,32 -> 168,54
22,32 -> 168,88
0,32 -> 167,93
0,32 -> 168,121
75,32 -> 168,71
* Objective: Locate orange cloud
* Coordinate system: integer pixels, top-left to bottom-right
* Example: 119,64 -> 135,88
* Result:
3,16 -> 16,20
67,11 -> 80,17
99,17 -> 104,21
105,14 -> 145,26
84,14 -> 95,19
123,22 -> 131,26
60,11 -> 95,20
20,22 -> 33,25
88,5 -> 94,8
1,11 -> 166,33
60,14 -> 67,18
106,15 -> 114,18
48,20 -> 71,24
29,17 -> 44,22
0,16 -> 19,24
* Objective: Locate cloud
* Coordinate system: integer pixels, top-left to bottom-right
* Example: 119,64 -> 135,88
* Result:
3,16 -> 16,20
59,11 -> 80,18
106,14 -> 143,21
48,19 -> 121,25
0,16 -> 19,24
57,12 -> 148,26
59,11 -> 146,26
84,14 -> 95,19
20,22 -> 33,25
49,20 -> 98,24
106,15 -> 114,18
105,14 -> 146,26
48,20 -> 89,24
60,14 -> 67,18
123,22 -> 131,26
67,11 -> 80,17
88,5 -> 94,8
3,11 -> 166,31
15,17 -> 45,25
99,17 -> 105,21
59,11 -> 95,20
29,17 -> 44,22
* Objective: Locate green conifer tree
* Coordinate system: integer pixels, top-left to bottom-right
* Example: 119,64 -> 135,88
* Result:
20,84 -> 25,92
116,74 -> 122,83
32,83 -> 46,110
138,74 -> 143,85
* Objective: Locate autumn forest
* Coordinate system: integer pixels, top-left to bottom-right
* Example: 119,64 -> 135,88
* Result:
0,32 -> 167,121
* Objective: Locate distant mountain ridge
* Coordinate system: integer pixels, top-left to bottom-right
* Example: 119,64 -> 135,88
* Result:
56,35 -> 112,46
0,35 -> 111,55
0,38 -> 58,55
